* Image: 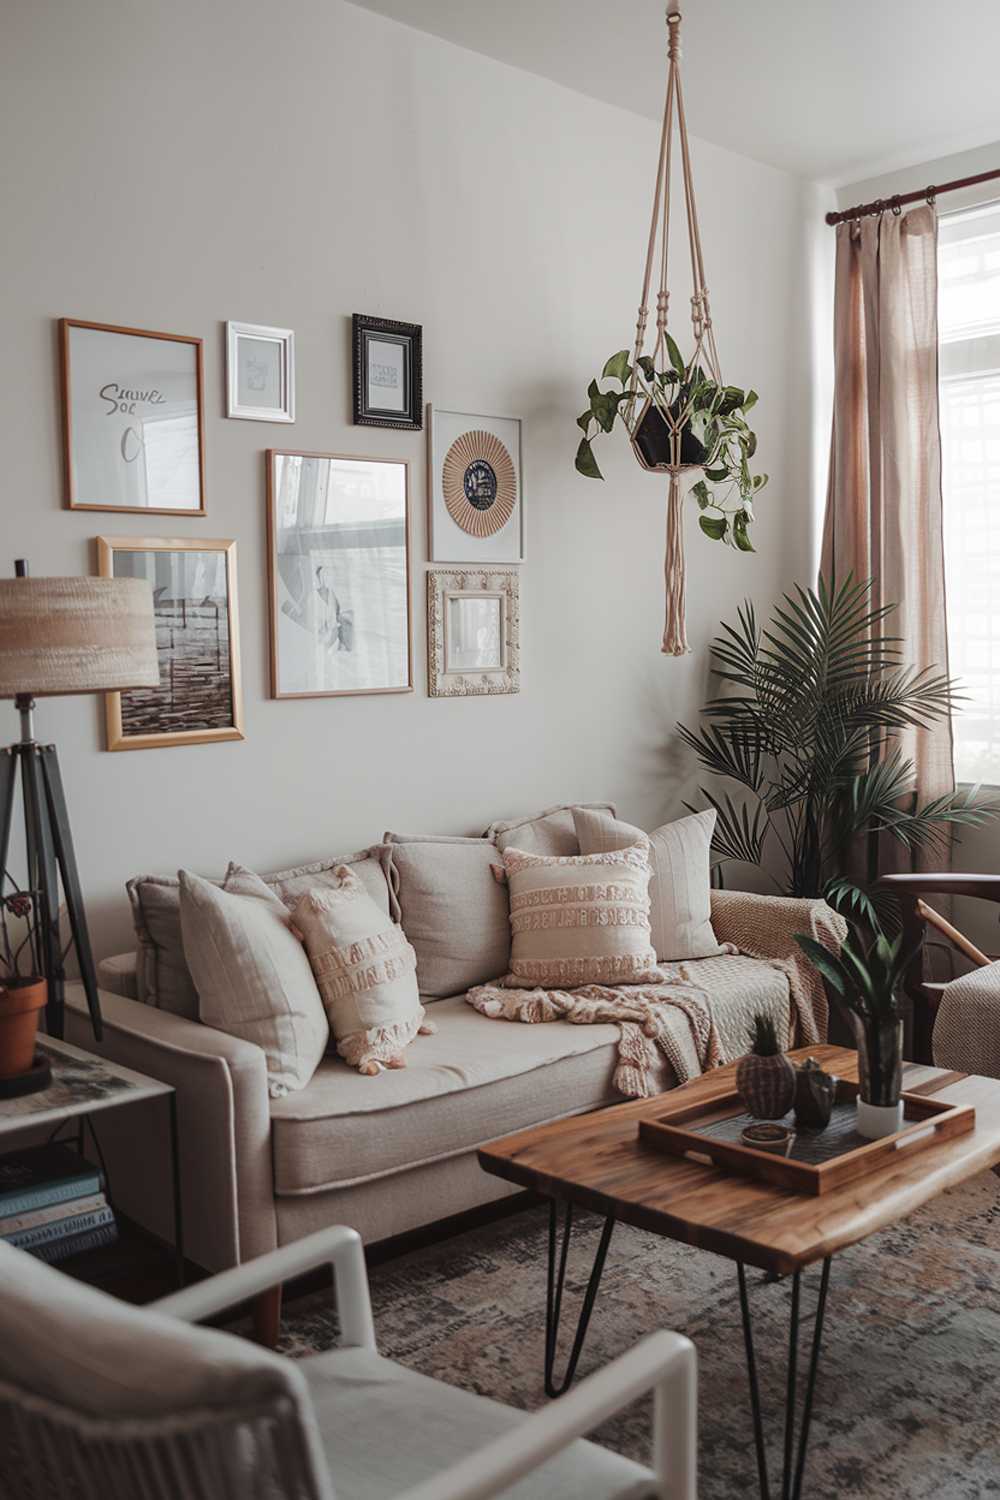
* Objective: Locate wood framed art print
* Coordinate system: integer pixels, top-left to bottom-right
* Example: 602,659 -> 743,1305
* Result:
61,320 -> 206,514
97,536 -> 244,750
267,450 -> 412,699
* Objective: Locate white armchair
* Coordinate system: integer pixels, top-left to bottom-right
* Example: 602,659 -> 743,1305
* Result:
0,1225 -> 696,1500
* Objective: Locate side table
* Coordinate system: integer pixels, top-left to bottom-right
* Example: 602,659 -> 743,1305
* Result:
0,1034 -> 184,1288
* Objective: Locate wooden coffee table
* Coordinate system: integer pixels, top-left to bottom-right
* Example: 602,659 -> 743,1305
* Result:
479,1045 -> 1000,1500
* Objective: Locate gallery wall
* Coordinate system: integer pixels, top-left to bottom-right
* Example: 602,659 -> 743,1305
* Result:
1,0 -> 818,958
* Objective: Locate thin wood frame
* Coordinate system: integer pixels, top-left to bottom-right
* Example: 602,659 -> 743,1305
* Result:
61,319 -> 207,515
266,449 -> 413,699
97,535 -> 244,751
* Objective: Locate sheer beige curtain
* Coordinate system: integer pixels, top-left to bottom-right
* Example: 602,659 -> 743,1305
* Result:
821,205 -> 955,871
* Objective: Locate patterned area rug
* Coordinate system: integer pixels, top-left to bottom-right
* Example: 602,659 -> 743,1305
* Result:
280,1174 -> 1000,1498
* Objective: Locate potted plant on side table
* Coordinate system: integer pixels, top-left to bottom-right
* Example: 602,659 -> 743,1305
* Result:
795,923 -> 921,1140
0,883 -> 46,1082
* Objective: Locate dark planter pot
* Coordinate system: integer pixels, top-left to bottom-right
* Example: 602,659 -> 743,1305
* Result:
0,978 -> 47,1079
633,402 -> 708,470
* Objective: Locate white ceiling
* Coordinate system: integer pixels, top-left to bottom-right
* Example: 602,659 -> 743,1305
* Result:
351,0 -> 1000,184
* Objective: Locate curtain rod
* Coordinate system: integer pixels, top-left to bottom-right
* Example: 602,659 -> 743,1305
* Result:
826,165 -> 1000,225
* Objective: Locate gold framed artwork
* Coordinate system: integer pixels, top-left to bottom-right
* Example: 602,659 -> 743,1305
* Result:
61,319 -> 206,515
96,536 -> 244,750
266,449 -> 413,699
428,407 -> 524,563
427,568 -> 520,698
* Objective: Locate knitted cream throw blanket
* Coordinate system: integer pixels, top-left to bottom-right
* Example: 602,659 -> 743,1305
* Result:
467,894 -> 845,1099
467,968 -> 723,1099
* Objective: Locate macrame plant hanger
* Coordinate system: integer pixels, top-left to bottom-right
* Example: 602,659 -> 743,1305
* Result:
624,6 -> 722,656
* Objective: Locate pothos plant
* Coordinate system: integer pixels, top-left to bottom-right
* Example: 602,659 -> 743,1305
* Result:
574,336 -> 767,551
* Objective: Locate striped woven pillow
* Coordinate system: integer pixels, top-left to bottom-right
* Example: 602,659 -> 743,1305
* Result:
501,841 -> 662,988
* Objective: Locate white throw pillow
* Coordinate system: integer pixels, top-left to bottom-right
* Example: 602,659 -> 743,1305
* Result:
572,807 -> 723,963
501,841 -> 661,988
293,867 -> 432,1074
178,863 -> 329,1098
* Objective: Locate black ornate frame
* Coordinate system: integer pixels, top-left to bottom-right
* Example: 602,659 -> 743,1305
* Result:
352,314 -> 423,430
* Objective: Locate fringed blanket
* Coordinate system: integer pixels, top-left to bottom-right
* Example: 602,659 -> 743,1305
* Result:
467,896 -> 846,1099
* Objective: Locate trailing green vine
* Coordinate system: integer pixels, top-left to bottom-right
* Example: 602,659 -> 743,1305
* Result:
575,337 -> 767,550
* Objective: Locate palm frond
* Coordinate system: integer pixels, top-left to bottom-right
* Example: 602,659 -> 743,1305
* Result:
822,877 -> 902,937
687,790 -> 768,869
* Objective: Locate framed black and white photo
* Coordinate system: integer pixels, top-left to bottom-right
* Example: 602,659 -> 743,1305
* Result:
61,320 -> 205,514
428,407 -> 524,563
352,314 -> 422,430
267,450 -> 412,698
226,321 -> 295,422
427,568 -> 519,697
97,536 -> 244,750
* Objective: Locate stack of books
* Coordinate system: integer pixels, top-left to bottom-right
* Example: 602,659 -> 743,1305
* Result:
0,1143 -> 117,1263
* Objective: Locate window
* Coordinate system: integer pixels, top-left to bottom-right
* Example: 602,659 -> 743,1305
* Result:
939,202 -> 1000,784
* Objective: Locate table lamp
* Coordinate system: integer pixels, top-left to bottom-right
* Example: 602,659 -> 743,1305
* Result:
0,560 -> 158,1042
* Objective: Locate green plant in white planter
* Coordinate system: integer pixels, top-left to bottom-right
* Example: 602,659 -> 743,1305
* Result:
794,924 -> 923,1139
574,339 -> 767,553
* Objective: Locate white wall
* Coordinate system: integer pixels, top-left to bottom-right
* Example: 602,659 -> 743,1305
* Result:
1,0 -> 815,959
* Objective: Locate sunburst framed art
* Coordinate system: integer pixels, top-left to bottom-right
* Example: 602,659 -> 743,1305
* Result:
428,407 -> 524,563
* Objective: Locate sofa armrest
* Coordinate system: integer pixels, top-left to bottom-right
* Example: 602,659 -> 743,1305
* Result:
710,889 -> 847,1045
64,982 -> 276,1272
97,952 -> 139,1000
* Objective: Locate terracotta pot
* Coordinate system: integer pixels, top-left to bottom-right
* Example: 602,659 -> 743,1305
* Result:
0,978 -> 47,1079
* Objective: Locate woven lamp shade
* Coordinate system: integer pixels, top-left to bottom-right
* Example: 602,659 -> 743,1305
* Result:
0,577 -> 159,698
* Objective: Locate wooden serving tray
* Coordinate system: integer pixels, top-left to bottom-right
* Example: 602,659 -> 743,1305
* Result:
638,1079 -> 975,1195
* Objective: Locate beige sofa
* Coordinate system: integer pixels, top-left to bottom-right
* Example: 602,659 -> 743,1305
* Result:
63,806 -> 840,1275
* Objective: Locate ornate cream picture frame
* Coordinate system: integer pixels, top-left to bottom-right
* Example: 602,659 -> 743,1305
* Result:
427,568 -> 519,698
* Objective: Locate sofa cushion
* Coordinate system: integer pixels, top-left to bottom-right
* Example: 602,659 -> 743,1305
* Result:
502,840 -> 661,988
384,834 -> 510,998
573,806 -> 723,963
268,954 -> 787,1196
486,801 -> 617,856
268,994 -> 662,1194
179,864 -> 329,1098
293,870 -> 426,1073
127,846 -> 394,1019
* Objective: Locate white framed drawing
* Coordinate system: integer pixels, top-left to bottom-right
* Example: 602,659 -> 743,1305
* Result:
267,449 -> 412,699
227,321 -> 295,422
60,319 -> 205,514
428,407 -> 524,563
427,568 -> 519,698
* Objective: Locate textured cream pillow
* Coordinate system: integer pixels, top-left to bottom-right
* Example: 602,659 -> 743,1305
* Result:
178,863 -> 329,1098
501,842 -> 661,988
572,807 -> 723,963
384,834 -> 511,997
293,867 -> 432,1074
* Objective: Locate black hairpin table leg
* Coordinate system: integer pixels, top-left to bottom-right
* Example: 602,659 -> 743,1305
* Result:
738,1257 -> 832,1500
544,1199 -> 615,1398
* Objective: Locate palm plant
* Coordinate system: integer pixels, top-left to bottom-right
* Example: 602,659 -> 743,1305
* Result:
676,575 -> 994,921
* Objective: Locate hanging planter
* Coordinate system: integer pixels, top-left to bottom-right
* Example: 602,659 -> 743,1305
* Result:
574,8 -> 767,656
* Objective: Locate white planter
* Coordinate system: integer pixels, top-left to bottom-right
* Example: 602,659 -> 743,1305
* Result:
856,1097 -> 904,1140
